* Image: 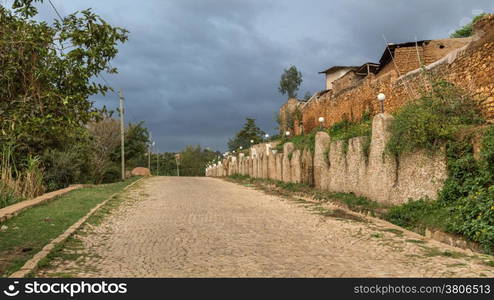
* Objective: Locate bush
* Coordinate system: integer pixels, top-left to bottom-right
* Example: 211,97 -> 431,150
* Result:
101,165 -> 121,184
444,126 -> 494,252
42,146 -> 92,191
450,186 -> 494,252
450,13 -> 487,38
326,114 -> 372,156
387,80 -> 483,157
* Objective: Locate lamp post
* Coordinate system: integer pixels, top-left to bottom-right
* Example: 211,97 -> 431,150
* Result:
285,131 -> 291,137
265,134 -> 269,140
318,117 -> 325,131
377,93 -> 386,113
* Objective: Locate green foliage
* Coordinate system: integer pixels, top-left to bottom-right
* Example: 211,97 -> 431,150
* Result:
326,116 -> 372,156
386,80 -> 483,157
179,145 -> 218,176
41,143 -> 92,191
327,119 -> 372,142
450,13 -> 487,38
385,199 -> 450,233
112,121 -> 150,168
381,81 -> 494,251
227,118 -> 266,151
384,126 -> 494,252
0,2 -> 128,159
152,146 -> 219,177
444,126 -> 494,252
278,65 -> 303,99
287,132 -> 316,152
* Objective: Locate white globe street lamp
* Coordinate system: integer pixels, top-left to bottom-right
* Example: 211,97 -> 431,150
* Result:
250,139 -> 254,143
285,131 -> 291,137
318,117 -> 325,131
377,93 -> 386,113
265,134 -> 269,139
240,146 -> 243,150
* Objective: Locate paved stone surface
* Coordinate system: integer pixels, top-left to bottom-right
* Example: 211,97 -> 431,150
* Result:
38,177 -> 494,277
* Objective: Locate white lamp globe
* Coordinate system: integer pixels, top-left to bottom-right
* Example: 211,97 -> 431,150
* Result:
377,93 -> 386,101
240,146 -> 243,150
285,131 -> 291,136
265,134 -> 269,138
318,117 -> 325,123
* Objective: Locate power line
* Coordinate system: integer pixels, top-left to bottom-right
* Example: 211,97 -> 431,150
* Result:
47,0 -> 63,21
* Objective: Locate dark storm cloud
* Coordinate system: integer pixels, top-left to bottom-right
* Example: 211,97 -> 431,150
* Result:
23,0 -> 494,151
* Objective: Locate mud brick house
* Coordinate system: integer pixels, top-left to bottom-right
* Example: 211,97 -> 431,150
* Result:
278,15 -> 494,134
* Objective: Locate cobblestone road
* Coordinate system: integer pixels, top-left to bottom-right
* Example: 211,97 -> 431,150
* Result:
39,177 -> 494,277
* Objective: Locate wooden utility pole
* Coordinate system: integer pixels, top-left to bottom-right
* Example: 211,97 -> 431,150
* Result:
119,89 -> 125,180
175,153 -> 180,177
156,145 -> 159,176
148,144 -> 151,171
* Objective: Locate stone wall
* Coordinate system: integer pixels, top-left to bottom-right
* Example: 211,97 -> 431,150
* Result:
206,113 -> 447,205
296,15 -> 494,134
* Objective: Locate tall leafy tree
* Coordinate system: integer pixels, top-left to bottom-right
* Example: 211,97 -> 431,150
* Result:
112,121 -> 150,168
0,1 -> 128,158
278,65 -> 303,99
227,118 -> 265,151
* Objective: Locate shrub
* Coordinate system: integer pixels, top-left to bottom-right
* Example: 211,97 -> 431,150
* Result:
326,115 -> 372,156
387,80 -> 483,157
450,13 -> 487,38
42,146 -> 92,191
289,132 -> 316,153
444,126 -> 494,252
101,165 -> 121,184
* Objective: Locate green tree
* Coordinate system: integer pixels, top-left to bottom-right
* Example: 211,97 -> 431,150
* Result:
278,65 -> 303,99
0,1 -> 128,159
227,118 -> 266,151
112,121 -> 150,169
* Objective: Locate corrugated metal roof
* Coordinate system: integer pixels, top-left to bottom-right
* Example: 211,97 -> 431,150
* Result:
318,66 -> 358,74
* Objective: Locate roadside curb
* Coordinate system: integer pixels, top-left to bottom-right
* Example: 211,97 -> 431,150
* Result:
0,185 -> 84,224
9,176 -> 146,278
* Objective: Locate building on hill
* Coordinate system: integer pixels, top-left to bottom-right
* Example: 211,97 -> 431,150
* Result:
376,38 -> 472,78
279,15 -> 494,136
318,66 -> 358,90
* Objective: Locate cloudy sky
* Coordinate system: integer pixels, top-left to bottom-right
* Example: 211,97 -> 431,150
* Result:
11,0 -> 494,151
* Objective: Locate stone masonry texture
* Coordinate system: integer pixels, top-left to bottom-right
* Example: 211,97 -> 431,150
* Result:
207,113 -> 447,205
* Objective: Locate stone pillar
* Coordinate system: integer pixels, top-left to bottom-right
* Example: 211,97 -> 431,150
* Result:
275,153 -> 283,181
366,113 -> 396,203
290,150 -> 301,183
301,149 -> 314,186
282,143 -> 294,182
268,152 -> 276,180
314,132 -> 330,189
262,153 -> 269,179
